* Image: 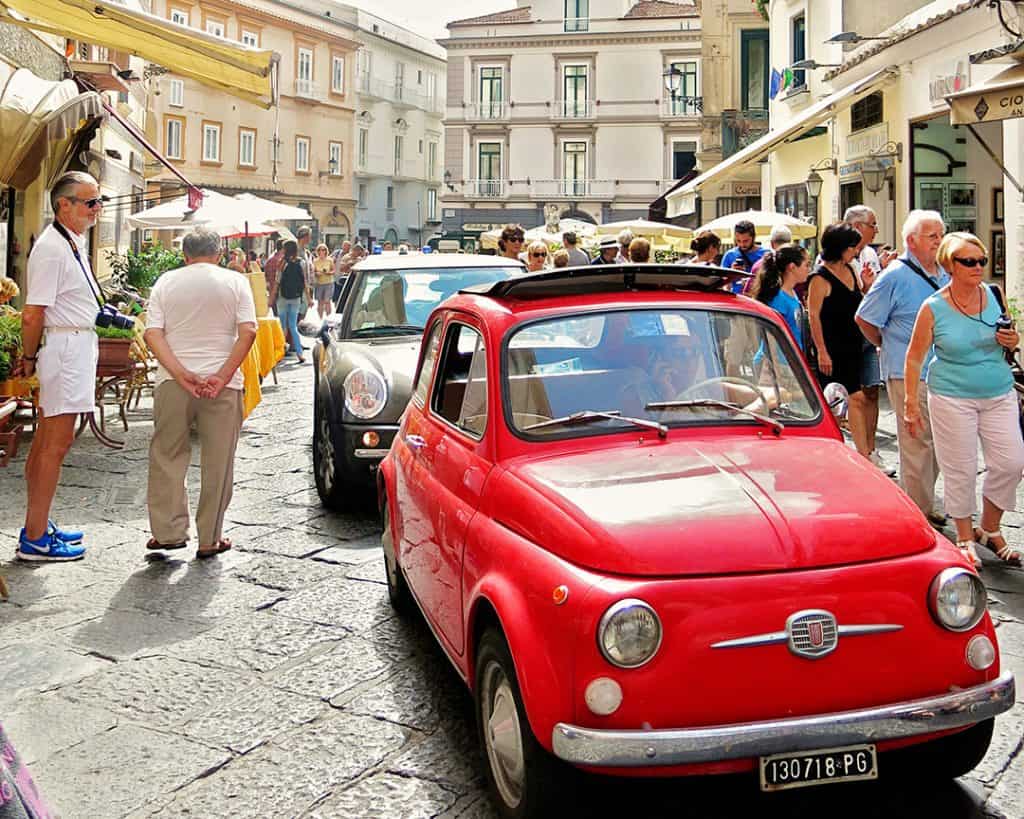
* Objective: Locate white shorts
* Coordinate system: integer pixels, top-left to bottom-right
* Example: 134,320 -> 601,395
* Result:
37,329 -> 98,417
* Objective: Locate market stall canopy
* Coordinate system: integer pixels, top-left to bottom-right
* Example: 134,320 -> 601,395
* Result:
127,189 -> 311,236
0,0 -> 278,107
696,210 -> 818,241
666,66 -> 899,218
479,219 -> 597,251
947,62 -> 1024,125
0,68 -> 103,188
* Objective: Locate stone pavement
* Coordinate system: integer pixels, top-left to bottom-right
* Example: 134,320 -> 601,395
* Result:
0,360 -> 1023,818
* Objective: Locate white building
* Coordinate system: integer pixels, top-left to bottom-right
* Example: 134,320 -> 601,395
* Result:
350,9 -> 445,248
439,0 -> 703,237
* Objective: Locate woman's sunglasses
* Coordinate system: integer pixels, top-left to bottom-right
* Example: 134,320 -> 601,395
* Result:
531,252 -> 548,258
954,256 -> 988,268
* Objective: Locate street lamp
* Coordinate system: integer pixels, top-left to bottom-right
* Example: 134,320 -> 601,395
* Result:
805,157 -> 837,199
862,141 -> 903,194
790,59 -> 840,71
825,31 -> 891,45
662,65 -> 682,99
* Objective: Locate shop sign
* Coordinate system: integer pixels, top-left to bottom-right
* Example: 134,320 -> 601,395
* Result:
929,59 -> 969,108
462,222 -> 504,231
840,161 -> 863,178
733,182 -> 760,196
846,123 -> 888,162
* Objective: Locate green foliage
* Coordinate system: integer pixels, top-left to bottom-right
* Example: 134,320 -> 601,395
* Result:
95,325 -> 135,340
654,249 -> 682,264
0,312 -> 21,381
754,0 -> 768,20
1008,297 -> 1021,325
0,349 -> 10,381
105,244 -> 184,292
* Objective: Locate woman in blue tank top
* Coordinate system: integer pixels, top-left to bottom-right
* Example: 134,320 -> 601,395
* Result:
904,233 -> 1023,568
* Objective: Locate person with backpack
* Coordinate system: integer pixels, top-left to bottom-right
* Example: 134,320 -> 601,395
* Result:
270,240 -> 309,363
903,232 -> 1023,568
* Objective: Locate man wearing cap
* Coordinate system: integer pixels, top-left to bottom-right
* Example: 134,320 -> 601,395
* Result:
592,235 -> 620,265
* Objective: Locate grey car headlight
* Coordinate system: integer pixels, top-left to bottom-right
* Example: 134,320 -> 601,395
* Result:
598,599 -> 662,668
344,368 -> 387,419
929,568 -> 987,632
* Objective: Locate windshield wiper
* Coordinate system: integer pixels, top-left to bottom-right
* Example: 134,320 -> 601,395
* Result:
351,324 -> 423,336
645,399 -> 784,436
524,409 -> 668,438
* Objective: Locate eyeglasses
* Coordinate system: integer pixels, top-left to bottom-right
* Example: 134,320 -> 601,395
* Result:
70,196 -> 106,209
953,256 -> 988,268
508,236 -> 524,243
531,252 -> 548,258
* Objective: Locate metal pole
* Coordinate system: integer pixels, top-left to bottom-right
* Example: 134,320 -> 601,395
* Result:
966,124 -> 1024,197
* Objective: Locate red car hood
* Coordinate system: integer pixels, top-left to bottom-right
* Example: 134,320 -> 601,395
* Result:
499,436 -> 934,576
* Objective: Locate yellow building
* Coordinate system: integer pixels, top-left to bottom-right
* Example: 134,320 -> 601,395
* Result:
146,0 -> 361,247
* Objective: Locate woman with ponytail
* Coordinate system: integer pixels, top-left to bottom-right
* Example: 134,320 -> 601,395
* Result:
750,244 -> 810,347
686,230 -> 721,265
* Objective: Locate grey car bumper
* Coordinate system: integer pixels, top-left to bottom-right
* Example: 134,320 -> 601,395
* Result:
552,670 -> 1015,767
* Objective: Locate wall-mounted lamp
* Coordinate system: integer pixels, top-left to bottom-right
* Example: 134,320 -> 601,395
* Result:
791,59 -> 840,71
319,157 -> 339,179
825,31 -> 890,45
862,141 -> 902,194
443,169 -> 454,192
662,65 -> 682,99
805,157 -> 838,199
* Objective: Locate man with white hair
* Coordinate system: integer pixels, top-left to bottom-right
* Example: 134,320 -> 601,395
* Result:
144,228 -> 257,558
616,229 -> 634,263
856,210 -> 949,524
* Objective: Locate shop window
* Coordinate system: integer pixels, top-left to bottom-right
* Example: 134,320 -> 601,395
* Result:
716,196 -> 760,217
851,93 -> 883,133
774,183 -> 812,219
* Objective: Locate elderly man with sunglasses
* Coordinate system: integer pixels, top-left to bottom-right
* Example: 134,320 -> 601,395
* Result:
15,171 -> 106,561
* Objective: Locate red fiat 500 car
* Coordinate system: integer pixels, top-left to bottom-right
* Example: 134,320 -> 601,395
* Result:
377,265 -> 1015,817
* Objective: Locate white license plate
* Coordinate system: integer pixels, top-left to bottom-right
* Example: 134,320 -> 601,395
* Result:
759,744 -> 878,792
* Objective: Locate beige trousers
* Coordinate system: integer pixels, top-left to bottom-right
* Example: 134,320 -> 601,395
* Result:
148,381 -> 243,546
886,378 -> 939,516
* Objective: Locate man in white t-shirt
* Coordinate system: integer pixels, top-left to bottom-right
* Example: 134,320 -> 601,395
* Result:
16,171 -> 104,562
144,228 -> 257,558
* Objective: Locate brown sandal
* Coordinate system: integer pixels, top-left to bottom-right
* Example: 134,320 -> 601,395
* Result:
196,538 -> 233,559
147,537 -> 188,551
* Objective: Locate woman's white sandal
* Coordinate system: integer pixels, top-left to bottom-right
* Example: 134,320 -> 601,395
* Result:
956,540 -> 982,568
975,528 -> 1022,567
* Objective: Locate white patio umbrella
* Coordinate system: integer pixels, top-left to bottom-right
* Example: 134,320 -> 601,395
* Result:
595,219 -> 692,251
696,210 -> 818,241
127,189 -> 311,237
479,218 -> 597,251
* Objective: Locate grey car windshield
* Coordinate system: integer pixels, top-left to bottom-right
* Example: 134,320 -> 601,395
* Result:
506,309 -> 822,437
348,267 -> 519,334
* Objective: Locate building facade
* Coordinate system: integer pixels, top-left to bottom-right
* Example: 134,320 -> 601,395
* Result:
350,9 -> 445,248
439,0 -> 703,236
147,0 -> 360,248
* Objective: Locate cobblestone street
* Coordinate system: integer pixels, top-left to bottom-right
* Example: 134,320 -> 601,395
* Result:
2,357 -> 1024,818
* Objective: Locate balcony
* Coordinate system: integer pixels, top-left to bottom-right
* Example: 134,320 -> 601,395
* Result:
552,99 -> 594,120
464,179 -> 506,199
530,179 -> 614,200
661,96 -> 703,118
294,78 -> 320,101
394,159 -> 422,180
467,101 -> 508,122
563,16 -> 589,32
721,109 -> 769,158
392,81 -> 416,109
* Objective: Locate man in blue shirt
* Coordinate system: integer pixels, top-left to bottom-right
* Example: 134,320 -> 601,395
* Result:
721,220 -> 766,294
855,210 -> 949,524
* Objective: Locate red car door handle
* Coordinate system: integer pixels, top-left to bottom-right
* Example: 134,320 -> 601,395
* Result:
406,434 -> 427,450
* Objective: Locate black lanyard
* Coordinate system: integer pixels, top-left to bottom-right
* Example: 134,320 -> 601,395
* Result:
52,221 -> 104,308
899,255 -> 940,292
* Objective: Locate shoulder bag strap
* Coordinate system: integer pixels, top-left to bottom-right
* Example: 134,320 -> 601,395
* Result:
899,255 -> 940,292
52,221 -> 104,309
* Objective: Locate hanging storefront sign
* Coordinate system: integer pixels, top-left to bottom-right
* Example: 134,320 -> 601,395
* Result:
947,63 -> 1024,125
846,123 -> 888,161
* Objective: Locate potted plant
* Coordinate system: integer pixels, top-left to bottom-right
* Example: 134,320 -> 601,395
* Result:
95,324 -> 135,376
0,278 -> 23,393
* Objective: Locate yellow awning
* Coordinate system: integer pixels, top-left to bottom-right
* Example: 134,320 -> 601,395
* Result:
947,63 -> 1024,125
666,67 -> 899,217
0,0 -> 278,108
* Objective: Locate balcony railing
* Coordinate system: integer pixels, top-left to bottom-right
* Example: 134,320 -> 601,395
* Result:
661,96 -> 703,117
552,99 -> 594,119
357,73 -> 371,95
531,179 -> 614,199
465,179 -> 506,198
563,16 -> 589,32
294,78 -> 318,100
721,108 -> 769,158
467,101 -> 508,121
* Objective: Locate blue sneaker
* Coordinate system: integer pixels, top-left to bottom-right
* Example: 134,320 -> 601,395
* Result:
16,531 -> 86,562
47,519 -> 84,545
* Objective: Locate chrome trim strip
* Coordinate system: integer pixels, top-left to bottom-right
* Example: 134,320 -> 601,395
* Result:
354,448 -> 389,458
711,622 -> 903,650
552,671 -> 1015,768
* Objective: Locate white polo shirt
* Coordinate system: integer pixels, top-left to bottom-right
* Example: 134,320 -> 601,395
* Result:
26,223 -> 99,328
146,262 -> 257,391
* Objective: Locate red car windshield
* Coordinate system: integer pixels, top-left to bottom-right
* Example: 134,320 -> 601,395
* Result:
505,308 -> 821,437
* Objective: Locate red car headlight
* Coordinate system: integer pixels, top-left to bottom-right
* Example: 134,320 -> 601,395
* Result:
598,599 -> 662,668
928,568 -> 986,632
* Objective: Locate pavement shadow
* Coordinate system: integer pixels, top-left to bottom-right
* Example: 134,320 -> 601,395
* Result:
70,556 -> 222,657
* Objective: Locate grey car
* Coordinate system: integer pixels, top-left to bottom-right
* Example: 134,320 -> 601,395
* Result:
311,252 -> 522,509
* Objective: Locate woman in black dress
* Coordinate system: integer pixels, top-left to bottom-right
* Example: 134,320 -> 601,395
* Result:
808,222 -> 869,447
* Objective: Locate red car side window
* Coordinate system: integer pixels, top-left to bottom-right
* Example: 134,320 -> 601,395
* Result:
412,320 -> 443,406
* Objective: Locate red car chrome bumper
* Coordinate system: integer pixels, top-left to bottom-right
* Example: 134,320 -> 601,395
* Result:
552,671 -> 1014,767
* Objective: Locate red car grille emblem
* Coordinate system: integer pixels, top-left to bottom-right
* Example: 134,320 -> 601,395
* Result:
787,610 -> 838,659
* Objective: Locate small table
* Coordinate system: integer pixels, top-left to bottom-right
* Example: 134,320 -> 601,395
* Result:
242,315 -> 286,419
